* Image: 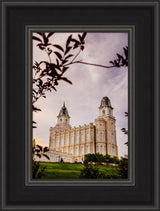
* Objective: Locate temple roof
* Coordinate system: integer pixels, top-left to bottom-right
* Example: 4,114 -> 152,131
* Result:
57,102 -> 70,117
99,96 -> 112,108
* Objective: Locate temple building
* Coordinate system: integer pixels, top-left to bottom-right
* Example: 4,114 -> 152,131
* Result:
47,96 -> 118,163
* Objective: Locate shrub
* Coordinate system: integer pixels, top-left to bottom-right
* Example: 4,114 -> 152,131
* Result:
80,160 -> 100,179
32,161 -> 46,179
118,157 -> 128,179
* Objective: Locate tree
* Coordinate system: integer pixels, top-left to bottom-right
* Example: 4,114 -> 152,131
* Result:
104,154 -> 111,165
80,160 -> 100,179
32,144 -> 50,179
118,157 -> 128,179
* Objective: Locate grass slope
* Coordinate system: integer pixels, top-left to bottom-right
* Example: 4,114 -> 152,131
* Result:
36,162 -> 120,179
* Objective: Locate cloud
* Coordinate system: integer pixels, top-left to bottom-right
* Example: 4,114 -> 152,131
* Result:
33,32 -> 128,157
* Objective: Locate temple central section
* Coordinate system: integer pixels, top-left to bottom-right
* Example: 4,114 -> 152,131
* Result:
49,97 -> 118,163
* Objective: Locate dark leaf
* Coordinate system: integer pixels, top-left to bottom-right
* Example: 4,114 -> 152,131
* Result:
78,34 -> 82,42
81,45 -> 84,51
36,154 -> 41,158
35,149 -> 40,153
73,43 -> 79,49
65,46 -> 72,55
66,34 -> 72,47
71,39 -> 80,44
53,44 -> 64,52
44,147 -> 49,153
65,54 -> 73,59
43,154 -> 50,160
62,66 -> 69,73
32,105 -> 41,112
117,53 -> 122,60
125,112 -> 128,117
124,47 -> 128,60
56,59 -> 59,66
81,32 -> 87,41
32,36 -> 42,42
62,60 -> 69,64
36,145 -> 43,151
42,33 -> 48,46
109,61 -> 114,64
47,32 -> 54,38
36,32 -> 43,36
37,43 -> 45,50
54,51 -> 62,60
61,77 -> 72,84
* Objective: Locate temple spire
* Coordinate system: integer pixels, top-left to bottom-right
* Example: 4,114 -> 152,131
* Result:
57,102 -> 70,125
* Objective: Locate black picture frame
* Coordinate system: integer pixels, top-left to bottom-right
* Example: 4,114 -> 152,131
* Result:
1,0 -> 159,210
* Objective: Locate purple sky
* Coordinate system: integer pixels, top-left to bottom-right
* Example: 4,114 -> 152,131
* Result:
33,33 -> 128,158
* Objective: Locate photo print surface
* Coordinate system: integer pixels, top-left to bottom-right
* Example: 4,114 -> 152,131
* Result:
32,32 -> 128,179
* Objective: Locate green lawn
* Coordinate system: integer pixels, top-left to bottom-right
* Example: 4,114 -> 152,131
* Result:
36,162 -> 120,179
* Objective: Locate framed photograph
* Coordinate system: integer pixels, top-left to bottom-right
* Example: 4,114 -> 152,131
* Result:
31,30 -> 129,182
1,0 -> 159,210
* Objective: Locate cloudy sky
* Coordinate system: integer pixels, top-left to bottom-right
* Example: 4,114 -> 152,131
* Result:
33,32 -> 128,158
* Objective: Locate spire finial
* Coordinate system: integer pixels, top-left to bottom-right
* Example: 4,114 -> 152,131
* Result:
63,101 -> 65,107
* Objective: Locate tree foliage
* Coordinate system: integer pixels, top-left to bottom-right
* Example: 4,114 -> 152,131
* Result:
32,144 -> 50,178
118,157 -> 128,179
84,153 -> 120,165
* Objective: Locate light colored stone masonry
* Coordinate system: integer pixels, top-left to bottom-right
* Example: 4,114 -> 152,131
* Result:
48,97 -> 118,163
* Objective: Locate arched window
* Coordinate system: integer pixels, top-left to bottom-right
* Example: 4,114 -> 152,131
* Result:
70,148 -> 73,154
61,138 -> 64,146
60,118 -> 62,123
65,119 -> 67,123
56,139 -> 59,147
76,135 -> 79,144
111,122 -> 113,130
102,110 -> 105,115
112,145 -> 115,155
97,145 -> 99,153
66,136 -> 68,145
75,147 -> 78,156
86,146 -> 89,153
97,132 -> 99,140
81,146 -> 84,154
103,133 -> 105,141
112,133 -> 114,143
81,134 -> 84,142
86,133 -> 89,141
100,132 -> 102,140
71,135 -> 73,144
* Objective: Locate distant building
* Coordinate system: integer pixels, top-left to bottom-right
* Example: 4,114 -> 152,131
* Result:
46,97 -> 118,163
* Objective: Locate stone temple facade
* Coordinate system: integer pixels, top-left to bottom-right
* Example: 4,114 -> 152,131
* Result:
48,97 -> 118,163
